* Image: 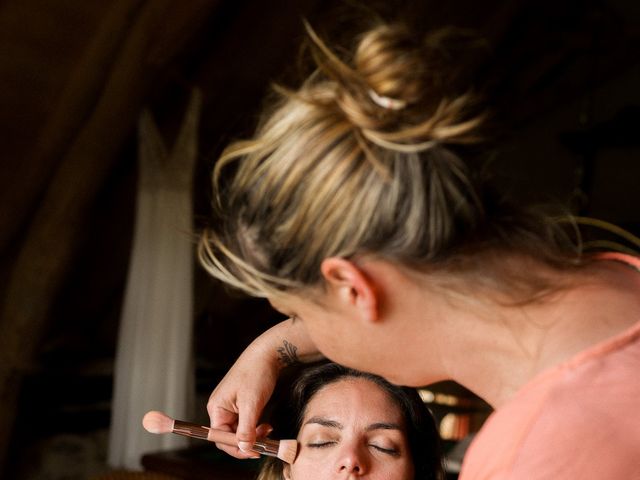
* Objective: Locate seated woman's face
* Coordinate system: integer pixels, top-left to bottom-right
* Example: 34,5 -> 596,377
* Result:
284,377 -> 414,479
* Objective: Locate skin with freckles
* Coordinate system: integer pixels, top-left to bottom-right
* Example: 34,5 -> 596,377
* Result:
283,377 -> 414,480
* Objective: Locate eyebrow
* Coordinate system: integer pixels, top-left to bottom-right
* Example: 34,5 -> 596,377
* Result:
304,417 -> 343,429
303,417 -> 402,432
366,422 -> 402,432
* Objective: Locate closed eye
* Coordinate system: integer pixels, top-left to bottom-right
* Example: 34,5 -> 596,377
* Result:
371,445 -> 400,456
307,441 -> 336,448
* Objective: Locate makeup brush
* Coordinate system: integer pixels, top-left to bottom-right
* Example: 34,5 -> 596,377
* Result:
142,410 -> 297,464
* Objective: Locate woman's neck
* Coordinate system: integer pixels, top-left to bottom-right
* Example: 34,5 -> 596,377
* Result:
433,259 -> 640,408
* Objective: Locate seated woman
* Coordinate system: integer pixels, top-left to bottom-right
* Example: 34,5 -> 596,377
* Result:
257,362 -> 445,480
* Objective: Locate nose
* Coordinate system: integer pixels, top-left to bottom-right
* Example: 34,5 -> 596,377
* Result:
336,445 -> 367,475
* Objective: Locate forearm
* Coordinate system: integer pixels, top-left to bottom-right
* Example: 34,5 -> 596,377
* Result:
254,318 -> 324,369
206,318 -> 323,458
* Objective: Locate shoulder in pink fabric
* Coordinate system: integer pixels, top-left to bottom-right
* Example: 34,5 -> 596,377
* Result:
596,251 -> 640,271
459,252 -> 640,480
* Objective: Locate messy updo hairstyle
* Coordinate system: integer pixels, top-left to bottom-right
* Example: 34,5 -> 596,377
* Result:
198,21 -> 583,304
256,362 -> 445,480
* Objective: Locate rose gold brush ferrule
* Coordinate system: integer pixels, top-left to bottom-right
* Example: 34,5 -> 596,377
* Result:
252,438 -> 280,457
173,419 -> 210,440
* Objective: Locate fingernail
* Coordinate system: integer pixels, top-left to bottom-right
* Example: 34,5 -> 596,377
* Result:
238,441 -> 253,453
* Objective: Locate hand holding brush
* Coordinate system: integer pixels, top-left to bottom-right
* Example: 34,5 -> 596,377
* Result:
142,410 -> 298,464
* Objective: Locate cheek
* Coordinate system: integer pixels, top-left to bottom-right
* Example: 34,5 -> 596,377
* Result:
289,446 -> 413,480
302,317 -> 348,355
287,451 -> 332,480
302,310 -> 361,350
372,457 -> 415,480
302,312 -> 399,377
396,458 -> 415,479
305,323 -> 380,373
306,331 -> 357,369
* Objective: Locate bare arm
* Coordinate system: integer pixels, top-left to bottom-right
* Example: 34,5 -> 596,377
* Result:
207,318 -> 322,458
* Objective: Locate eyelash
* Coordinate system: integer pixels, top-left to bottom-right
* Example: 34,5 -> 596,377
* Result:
308,442 -> 334,448
307,442 -> 399,456
373,445 -> 400,456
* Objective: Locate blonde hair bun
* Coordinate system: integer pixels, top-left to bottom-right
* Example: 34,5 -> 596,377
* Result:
304,21 -> 485,149
355,24 -> 426,106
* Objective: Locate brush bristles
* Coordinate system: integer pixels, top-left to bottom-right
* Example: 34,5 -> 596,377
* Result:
277,439 -> 298,464
142,411 -> 175,434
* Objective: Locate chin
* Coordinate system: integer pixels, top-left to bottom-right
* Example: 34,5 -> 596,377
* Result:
378,373 -> 406,386
384,372 -> 440,388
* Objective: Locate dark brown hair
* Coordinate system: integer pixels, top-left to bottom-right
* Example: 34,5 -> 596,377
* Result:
257,362 -> 445,480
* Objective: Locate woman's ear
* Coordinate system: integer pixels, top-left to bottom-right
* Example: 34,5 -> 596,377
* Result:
320,257 -> 379,323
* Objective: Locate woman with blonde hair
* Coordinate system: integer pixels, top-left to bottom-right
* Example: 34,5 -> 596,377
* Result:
199,21 -> 640,479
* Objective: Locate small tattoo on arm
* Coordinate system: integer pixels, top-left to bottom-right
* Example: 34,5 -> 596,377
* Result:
277,340 -> 299,366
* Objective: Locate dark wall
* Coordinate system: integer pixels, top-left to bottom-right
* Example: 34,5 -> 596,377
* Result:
1,0 -> 638,476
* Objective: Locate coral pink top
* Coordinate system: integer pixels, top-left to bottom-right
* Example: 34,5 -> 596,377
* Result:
459,252 -> 640,479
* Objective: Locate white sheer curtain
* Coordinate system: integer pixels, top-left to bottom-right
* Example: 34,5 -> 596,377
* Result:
108,90 -> 201,469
